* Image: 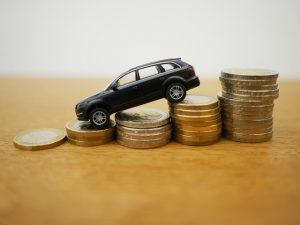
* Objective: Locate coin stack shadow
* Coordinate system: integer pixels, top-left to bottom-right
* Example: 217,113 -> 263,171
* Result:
169,95 -> 222,145
66,120 -> 115,146
115,108 -> 172,149
218,68 -> 279,143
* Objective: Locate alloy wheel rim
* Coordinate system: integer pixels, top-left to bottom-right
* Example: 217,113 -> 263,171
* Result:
92,111 -> 107,125
170,85 -> 184,100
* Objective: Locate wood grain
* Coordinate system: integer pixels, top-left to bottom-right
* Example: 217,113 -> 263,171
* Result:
0,78 -> 300,225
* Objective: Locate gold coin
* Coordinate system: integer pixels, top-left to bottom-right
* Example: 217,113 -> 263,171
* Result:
67,135 -> 113,146
221,91 -> 279,101
219,77 -> 277,86
169,95 -> 219,110
173,123 -> 221,132
223,131 -> 273,143
14,128 -> 66,150
223,88 -> 279,97
218,92 -> 274,106
221,112 -> 273,120
175,128 -> 222,137
172,117 -> 221,127
223,125 -> 273,134
171,113 -> 220,122
116,123 -> 171,135
173,133 -> 220,145
117,128 -> 172,140
170,107 -> 220,117
221,68 -> 279,80
117,136 -> 170,149
115,108 -> 169,128
220,103 -> 274,112
66,120 -> 115,139
221,83 -> 279,91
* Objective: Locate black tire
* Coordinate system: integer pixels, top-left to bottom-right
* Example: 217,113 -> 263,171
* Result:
89,107 -> 110,129
166,83 -> 186,103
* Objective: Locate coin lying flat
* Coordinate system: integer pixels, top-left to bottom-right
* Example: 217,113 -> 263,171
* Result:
219,77 -> 277,86
115,108 -> 170,128
170,107 -> 220,116
116,123 -> 171,134
14,128 -> 66,150
221,83 -> 279,91
117,136 -> 170,149
169,95 -> 219,110
67,135 -> 114,146
221,68 -> 279,80
66,120 -> 115,139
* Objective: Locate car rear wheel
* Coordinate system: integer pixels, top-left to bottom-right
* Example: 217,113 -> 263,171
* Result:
166,83 -> 186,103
89,107 -> 110,129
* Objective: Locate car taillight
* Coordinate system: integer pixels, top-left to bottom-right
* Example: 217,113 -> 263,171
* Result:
186,66 -> 195,77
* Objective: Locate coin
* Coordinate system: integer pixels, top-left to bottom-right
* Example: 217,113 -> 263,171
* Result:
170,107 -> 219,116
171,113 -> 220,122
221,68 -> 279,80
115,108 -> 170,128
219,77 -> 277,86
117,136 -> 170,149
221,112 -> 273,120
117,123 -> 171,134
223,131 -> 273,143
221,83 -> 279,91
175,128 -> 221,137
173,132 -> 220,143
66,120 -> 115,139
117,128 -> 172,140
14,128 -> 66,150
169,95 -> 219,110
173,137 -> 220,146
172,116 -> 221,127
222,88 -> 279,97
218,92 -> 274,106
221,91 -> 279,101
173,123 -> 221,132
67,135 -> 114,146
220,103 -> 274,112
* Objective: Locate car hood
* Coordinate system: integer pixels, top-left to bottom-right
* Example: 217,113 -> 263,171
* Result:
78,90 -> 108,105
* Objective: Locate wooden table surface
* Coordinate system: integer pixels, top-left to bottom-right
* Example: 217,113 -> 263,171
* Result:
0,78 -> 300,225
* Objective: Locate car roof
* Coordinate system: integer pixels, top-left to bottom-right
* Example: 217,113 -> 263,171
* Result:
125,58 -> 187,73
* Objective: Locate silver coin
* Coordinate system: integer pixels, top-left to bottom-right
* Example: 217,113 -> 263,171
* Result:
221,83 -> 279,91
219,77 -> 277,86
117,123 -> 171,135
169,95 -> 219,110
221,91 -> 279,101
117,128 -> 172,140
115,107 -> 170,128
221,68 -> 278,80
117,135 -> 171,149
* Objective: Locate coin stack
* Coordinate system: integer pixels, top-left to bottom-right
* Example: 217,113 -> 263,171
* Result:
169,95 -> 222,145
218,68 -> 279,143
66,120 -> 115,146
115,108 -> 171,149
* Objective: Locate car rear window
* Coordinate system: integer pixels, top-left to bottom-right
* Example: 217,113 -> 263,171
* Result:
138,66 -> 159,79
161,63 -> 176,71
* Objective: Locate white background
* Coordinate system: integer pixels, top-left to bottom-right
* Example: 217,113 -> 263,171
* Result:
0,0 -> 299,79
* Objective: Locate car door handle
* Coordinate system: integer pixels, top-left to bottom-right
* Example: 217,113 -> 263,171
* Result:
132,85 -> 138,89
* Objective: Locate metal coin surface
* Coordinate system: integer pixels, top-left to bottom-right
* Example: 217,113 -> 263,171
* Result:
172,117 -> 221,127
117,128 -> 172,140
117,123 -> 171,135
173,137 -> 220,146
14,128 -> 66,150
221,68 -> 278,80
171,113 -> 220,122
117,136 -> 170,149
218,92 -> 274,106
223,131 -> 273,143
219,77 -> 277,86
175,128 -> 221,137
66,120 -> 115,139
115,108 -> 169,128
67,135 -> 113,146
223,88 -> 279,97
220,103 -> 274,112
221,83 -> 279,91
170,107 -> 220,117
221,91 -> 279,101
169,95 -> 219,110
173,123 -> 221,132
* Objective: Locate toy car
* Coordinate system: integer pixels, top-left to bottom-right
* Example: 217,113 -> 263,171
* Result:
75,58 -> 200,129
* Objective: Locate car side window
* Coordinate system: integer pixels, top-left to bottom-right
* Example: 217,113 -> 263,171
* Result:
138,66 -> 159,79
118,71 -> 136,86
161,63 -> 176,71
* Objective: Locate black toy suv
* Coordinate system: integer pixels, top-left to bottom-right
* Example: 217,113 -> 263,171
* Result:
75,58 -> 200,129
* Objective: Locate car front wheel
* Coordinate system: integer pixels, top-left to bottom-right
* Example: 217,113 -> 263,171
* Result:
166,83 -> 186,103
89,107 -> 110,129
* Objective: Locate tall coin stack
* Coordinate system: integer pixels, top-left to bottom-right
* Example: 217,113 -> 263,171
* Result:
169,95 -> 222,145
218,68 -> 279,143
66,120 -> 115,146
115,108 -> 171,149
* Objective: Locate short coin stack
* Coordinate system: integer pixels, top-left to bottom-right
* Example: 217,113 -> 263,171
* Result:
218,68 -> 279,143
66,120 -> 115,146
169,95 -> 222,145
115,108 -> 171,149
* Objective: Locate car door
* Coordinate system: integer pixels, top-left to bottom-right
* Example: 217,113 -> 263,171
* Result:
136,65 -> 163,102
108,71 -> 141,112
